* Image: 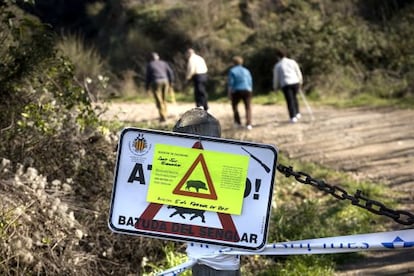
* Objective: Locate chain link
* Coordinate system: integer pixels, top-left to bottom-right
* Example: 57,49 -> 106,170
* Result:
277,163 -> 414,226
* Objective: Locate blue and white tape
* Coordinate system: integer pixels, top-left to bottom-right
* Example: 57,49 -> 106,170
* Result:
156,229 -> 414,276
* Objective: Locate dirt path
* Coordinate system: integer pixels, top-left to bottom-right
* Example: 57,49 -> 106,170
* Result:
101,101 -> 414,275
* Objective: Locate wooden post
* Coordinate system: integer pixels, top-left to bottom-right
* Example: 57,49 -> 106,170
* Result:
173,108 -> 241,276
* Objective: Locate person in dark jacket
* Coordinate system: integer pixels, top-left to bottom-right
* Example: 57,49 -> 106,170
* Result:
145,52 -> 174,122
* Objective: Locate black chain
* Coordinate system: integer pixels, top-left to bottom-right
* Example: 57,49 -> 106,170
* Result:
277,163 -> 414,226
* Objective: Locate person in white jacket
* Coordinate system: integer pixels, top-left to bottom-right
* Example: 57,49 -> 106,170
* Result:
273,48 -> 303,123
185,48 -> 209,111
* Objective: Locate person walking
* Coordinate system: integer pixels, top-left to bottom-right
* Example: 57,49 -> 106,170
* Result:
272,48 -> 303,123
185,48 -> 209,111
145,52 -> 174,122
227,55 -> 253,130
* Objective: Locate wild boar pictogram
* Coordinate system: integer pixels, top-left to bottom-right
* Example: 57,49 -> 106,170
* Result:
167,205 -> 206,223
185,180 -> 208,192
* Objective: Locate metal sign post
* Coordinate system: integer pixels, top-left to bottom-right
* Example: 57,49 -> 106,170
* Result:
108,127 -> 278,250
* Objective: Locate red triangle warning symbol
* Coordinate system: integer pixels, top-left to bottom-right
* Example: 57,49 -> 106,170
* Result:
135,141 -> 240,243
172,153 -> 217,199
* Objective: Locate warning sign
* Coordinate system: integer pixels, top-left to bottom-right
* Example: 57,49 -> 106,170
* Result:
146,144 -> 249,215
108,128 -> 278,250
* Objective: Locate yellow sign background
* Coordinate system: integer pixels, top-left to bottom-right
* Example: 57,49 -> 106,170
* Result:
146,144 -> 249,215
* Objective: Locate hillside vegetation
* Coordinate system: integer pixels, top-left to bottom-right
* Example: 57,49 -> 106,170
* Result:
0,0 -> 413,275
19,0 -> 414,101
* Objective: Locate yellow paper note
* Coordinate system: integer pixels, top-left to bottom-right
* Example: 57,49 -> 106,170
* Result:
146,144 -> 249,215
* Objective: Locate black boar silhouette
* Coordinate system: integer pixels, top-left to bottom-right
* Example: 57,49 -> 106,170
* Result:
167,206 -> 206,223
185,180 -> 208,192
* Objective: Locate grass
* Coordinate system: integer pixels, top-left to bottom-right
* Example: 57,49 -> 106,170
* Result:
107,87 -> 413,111
324,93 -> 414,109
143,243 -> 191,276
253,90 -> 414,110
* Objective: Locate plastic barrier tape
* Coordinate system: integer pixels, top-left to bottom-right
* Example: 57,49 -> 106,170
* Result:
156,229 -> 414,275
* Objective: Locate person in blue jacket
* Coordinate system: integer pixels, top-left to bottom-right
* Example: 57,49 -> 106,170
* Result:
227,56 -> 253,130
